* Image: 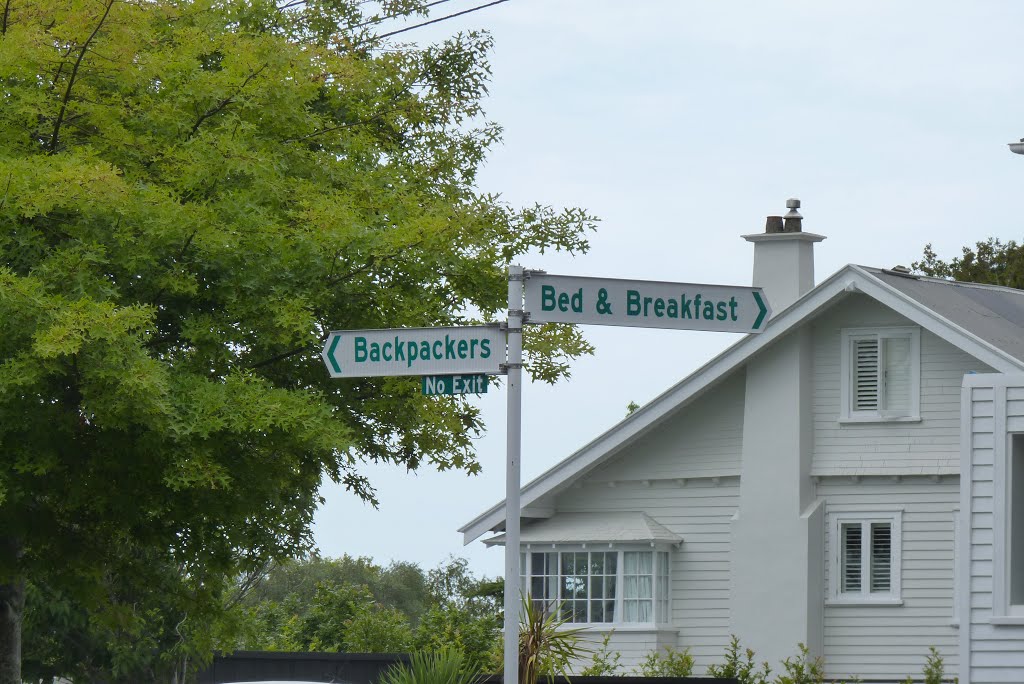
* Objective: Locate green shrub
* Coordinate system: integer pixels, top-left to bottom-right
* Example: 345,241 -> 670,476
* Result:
380,647 -> 481,684
774,643 -> 825,684
636,646 -> 694,677
901,647 -> 955,684
579,631 -> 622,676
707,635 -> 771,684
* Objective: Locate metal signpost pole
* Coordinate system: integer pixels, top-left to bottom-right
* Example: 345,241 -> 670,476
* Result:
503,265 -> 523,684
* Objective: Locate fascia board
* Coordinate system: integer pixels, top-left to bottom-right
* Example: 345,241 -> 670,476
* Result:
460,267 -> 864,544
461,265 -> 1024,544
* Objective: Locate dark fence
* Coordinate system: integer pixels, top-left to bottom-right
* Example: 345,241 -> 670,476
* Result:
196,652 -> 737,684
196,651 -> 409,684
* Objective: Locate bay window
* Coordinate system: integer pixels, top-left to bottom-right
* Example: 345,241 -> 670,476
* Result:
520,547 -> 671,625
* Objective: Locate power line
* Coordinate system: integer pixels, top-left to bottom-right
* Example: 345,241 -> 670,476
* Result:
351,0 -> 457,31
374,0 -> 511,40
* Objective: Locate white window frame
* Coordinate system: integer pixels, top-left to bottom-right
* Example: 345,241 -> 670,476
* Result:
827,509 -> 903,605
839,326 -> 920,423
519,545 -> 672,627
993,433 -> 1024,622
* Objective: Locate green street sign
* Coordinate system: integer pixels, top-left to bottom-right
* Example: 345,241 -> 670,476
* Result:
524,274 -> 772,333
422,374 -> 489,396
321,325 -> 505,378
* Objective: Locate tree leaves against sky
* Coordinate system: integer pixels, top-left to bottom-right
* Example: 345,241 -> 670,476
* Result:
0,0 -> 595,679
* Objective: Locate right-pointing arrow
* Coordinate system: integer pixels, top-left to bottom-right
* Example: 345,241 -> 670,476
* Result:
752,291 -> 769,330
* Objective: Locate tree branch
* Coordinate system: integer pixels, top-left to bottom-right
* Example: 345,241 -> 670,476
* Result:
280,112 -> 390,144
0,174 -> 11,213
47,0 -> 116,154
1,0 -> 12,36
186,65 -> 268,140
247,345 -> 316,370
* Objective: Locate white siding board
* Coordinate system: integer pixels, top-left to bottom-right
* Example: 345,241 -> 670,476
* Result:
555,478 -> 738,673
812,296 -> 993,477
820,479 -> 959,680
591,373 -> 744,484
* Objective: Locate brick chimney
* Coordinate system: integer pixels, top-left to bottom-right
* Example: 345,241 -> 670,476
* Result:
742,199 -> 825,314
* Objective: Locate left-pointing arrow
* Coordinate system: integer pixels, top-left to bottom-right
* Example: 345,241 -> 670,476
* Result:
326,334 -> 342,374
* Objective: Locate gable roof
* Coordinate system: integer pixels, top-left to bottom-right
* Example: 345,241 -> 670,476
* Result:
460,264 -> 1024,544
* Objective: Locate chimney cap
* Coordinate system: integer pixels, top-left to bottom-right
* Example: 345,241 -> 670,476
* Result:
786,198 -> 801,210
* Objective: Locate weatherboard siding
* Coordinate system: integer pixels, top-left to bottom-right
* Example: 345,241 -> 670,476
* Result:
555,478 -> 739,673
811,294 -> 992,476
819,478 -> 960,680
589,371 -> 745,484
964,379 -> 1024,684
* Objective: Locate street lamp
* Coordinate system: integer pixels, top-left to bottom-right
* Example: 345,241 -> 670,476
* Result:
1011,138 -> 1024,155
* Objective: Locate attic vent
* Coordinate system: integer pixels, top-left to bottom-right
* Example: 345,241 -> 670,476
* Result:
882,265 -> 919,279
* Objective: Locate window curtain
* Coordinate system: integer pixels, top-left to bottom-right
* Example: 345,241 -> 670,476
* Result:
623,551 -> 653,623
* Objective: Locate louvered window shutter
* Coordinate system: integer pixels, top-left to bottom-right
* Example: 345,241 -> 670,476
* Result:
841,523 -> 862,592
853,338 -> 880,411
870,522 -> 892,592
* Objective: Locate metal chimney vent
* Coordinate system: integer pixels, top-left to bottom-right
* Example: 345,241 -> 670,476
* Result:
783,198 -> 802,232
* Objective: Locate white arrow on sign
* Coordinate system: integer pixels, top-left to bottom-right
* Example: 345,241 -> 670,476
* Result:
321,325 -> 506,378
524,273 -> 772,333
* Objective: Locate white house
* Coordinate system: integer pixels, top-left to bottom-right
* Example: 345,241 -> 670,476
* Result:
460,202 -> 1024,682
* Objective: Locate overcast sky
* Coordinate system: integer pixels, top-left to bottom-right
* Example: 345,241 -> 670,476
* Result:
312,0 -> 1024,578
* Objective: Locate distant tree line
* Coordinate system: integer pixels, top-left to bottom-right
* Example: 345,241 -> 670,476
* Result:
24,554 -> 503,682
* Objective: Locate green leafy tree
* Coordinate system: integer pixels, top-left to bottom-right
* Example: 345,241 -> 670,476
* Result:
913,239 -> 1024,288
426,555 -> 503,619
0,0 -> 595,680
413,604 -> 500,673
233,555 -> 502,663
245,555 -> 431,624
342,603 -> 414,653
279,581 -> 374,652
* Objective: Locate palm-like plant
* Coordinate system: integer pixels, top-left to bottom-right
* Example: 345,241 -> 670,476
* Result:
518,597 -> 589,684
380,647 -> 480,684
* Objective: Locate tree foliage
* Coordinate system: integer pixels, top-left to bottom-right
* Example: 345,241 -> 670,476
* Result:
245,554 -> 430,622
913,238 -> 1024,288
233,555 -> 502,667
0,0 -> 595,680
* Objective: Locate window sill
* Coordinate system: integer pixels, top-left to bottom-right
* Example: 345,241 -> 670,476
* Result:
990,615 -> 1024,626
838,415 -> 921,425
559,624 -> 678,634
826,598 -> 903,607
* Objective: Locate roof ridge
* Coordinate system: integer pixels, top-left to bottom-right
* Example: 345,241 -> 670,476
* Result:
858,264 -> 1024,295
